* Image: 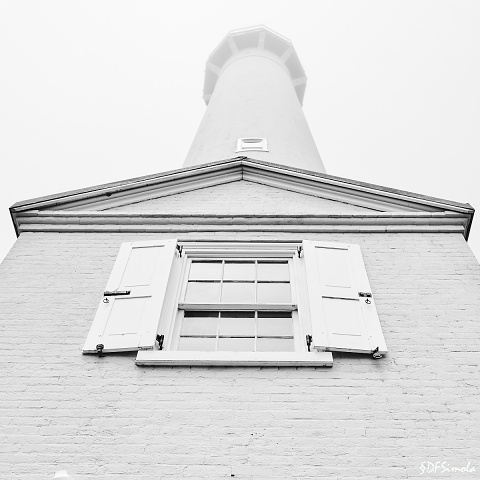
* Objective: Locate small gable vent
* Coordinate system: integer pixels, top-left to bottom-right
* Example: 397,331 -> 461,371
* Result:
236,138 -> 268,152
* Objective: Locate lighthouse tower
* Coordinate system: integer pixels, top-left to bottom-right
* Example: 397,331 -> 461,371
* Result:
184,26 -> 326,172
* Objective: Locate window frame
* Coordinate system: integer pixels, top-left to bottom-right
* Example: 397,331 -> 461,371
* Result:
178,255 -> 297,309
173,255 -> 299,353
137,242 -> 333,366
173,310 -> 298,355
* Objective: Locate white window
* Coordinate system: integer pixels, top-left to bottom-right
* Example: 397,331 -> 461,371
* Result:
176,257 -> 295,351
236,137 -> 268,152
83,240 -> 387,367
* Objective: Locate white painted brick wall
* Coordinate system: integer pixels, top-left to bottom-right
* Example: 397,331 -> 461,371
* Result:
0,231 -> 479,479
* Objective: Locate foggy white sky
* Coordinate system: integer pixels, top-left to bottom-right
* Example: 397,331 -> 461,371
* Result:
1,0 -> 480,262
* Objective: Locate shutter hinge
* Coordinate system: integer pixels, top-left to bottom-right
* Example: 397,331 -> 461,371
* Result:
156,334 -> 165,350
96,344 -> 105,357
104,290 -> 131,296
305,335 -> 313,352
372,347 -> 383,360
358,292 -> 372,304
103,290 -> 131,303
176,244 -> 183,257
297,246 -> 303,258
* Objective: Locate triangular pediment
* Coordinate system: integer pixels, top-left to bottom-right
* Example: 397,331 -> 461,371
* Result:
10,157 -> 473,239
11,157 -> 472,215
102,180 -> 378,215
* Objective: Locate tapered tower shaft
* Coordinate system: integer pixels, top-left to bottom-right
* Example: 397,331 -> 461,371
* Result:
183,26 -> 326,173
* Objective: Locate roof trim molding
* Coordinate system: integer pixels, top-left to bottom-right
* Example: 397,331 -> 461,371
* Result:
11,157 -> 473,211
10,157 -> 474,238
14,210 -> 471,239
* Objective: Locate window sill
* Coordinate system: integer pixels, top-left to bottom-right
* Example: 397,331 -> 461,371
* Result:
178,303 -> 297,311
135,350 -> 333,367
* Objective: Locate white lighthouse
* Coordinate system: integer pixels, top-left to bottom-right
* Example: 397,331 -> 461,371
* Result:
184,26 -> 326,172
2,24 -> 479,480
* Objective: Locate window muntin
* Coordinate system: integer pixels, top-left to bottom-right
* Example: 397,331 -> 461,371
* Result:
183,259 -> 292,306
178,311 -> 294,352
177,256 -> 296,352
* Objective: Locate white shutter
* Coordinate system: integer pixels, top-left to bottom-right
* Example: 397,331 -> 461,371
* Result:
303,240 -> 387,355
83,239 -> 178,353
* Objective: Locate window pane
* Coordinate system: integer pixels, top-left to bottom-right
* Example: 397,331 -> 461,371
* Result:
257,283 -> 291,303
189,261 -> 223,281
219,317 -> 255,336
223,262 -> 256,281
221,282 -> 255,303
184,311 -> 220,317
217,337 -> 255,352
256,338 -> 294,352
257,317 -> 293,337
185,282 -> 221,303
178,337 -> 217,351
181,316 -> 218,336
221,311 -> 255,318
258,311 -> 292,318
257,262 -> 290,281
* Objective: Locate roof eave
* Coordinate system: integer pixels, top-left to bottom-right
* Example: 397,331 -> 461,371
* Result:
9,157 -> 474,240
11,156 -> 473,212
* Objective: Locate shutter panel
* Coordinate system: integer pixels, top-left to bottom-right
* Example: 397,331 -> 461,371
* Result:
303,240 -> 387,355
83,239 -> 178,353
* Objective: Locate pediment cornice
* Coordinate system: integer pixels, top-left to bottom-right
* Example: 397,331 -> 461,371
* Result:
10,157 -> 474,238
